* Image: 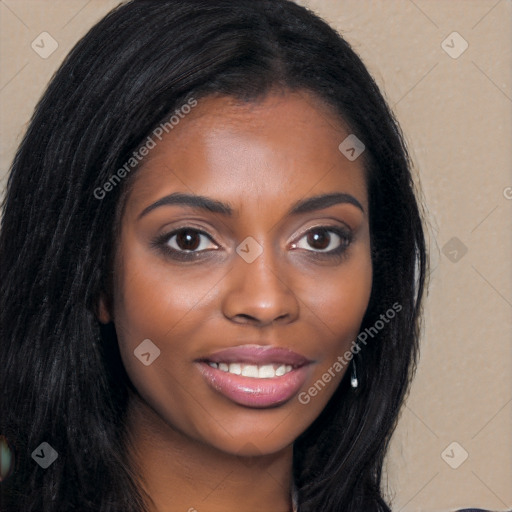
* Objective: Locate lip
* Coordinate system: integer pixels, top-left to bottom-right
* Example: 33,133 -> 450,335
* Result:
202,345 -> 312,366
196,345 -> 313,408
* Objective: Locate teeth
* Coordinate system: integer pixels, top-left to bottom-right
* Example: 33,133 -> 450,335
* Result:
228,363 -> 241,375
276,365 -> 287,376
258,364 -> 275,378
207,362 -> 295,378
241,365 -> 259,377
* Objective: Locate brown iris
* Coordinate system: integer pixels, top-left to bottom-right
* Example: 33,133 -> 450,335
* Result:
307,228 -> 331,250
175,229 -> 201,251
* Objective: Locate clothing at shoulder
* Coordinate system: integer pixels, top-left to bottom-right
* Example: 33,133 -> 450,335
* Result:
457,508 -> 512,512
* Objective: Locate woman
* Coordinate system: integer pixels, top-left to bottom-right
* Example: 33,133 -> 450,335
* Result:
0,0 -> 428,510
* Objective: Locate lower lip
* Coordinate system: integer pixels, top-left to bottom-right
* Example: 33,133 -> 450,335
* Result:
196,362 -> 311,408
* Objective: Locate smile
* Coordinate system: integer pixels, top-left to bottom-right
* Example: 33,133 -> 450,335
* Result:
196,345 -> 313,408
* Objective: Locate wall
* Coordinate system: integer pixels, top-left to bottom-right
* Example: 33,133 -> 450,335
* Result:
0,1 -> 510,510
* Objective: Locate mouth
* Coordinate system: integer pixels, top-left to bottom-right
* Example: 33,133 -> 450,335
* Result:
206,361 -> 296,379
196,345 -> 313,408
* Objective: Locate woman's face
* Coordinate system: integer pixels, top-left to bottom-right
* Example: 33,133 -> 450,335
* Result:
104,91 -> 372,456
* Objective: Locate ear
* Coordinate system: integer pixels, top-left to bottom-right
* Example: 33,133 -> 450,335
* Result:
97,293 -> 112,324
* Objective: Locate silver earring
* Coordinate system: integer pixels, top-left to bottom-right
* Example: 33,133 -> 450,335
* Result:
350,360 -> 358,389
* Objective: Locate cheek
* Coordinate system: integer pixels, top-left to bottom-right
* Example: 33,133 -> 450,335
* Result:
300,247 -> 373,352
292,248 -> 372,408
111,238 -> 232,363
111,251 -> 230,440
113,243 -> 223,346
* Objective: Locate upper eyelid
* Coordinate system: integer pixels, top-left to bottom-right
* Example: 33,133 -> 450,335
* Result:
289,223 -> 352,243
160,224 -> 217,240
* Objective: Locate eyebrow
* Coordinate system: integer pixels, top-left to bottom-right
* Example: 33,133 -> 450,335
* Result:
138,191 -> 364,219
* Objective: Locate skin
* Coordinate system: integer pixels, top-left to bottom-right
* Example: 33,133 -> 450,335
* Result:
99,91 -> 372,512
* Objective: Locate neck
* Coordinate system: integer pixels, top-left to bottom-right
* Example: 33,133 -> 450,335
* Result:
124,395 -> 295,512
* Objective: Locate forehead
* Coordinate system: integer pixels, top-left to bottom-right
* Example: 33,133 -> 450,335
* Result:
125,91 -> 368,216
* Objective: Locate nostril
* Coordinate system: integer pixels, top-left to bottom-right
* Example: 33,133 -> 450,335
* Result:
231,313 -> 258,325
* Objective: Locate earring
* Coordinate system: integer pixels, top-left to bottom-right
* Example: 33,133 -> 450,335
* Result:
350,359 -> 358,389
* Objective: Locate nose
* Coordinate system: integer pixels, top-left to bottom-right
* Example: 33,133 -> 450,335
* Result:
221,242 -> 300,327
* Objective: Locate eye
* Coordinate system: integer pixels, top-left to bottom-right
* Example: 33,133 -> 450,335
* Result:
168,228 -> 217,252
292,226 -> 352,254
153,227 -> 218,259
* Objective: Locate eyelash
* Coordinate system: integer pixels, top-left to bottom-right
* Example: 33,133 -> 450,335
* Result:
152,226 -> 353,262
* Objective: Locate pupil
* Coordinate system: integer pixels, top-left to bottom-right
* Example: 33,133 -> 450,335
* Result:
308,229 -> 330,250
176,229 -> 200,251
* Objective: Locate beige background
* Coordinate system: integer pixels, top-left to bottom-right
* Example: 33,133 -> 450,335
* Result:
1,1 -> 511,511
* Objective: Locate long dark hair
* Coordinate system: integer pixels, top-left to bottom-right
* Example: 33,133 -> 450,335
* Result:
0,0 -> 428,510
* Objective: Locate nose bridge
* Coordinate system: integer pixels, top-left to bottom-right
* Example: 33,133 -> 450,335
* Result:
241,240 -> 283,291
221,236 -> 299,325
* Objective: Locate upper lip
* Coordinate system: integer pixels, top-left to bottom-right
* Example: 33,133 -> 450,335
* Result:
199,344 -> 312,367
